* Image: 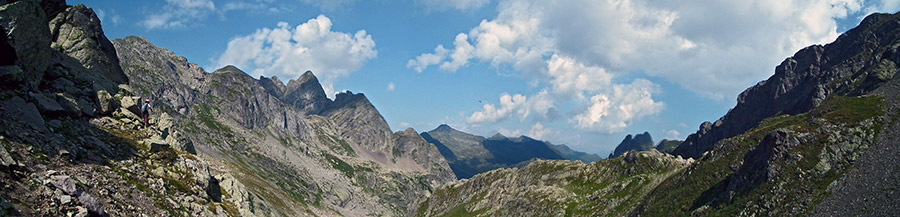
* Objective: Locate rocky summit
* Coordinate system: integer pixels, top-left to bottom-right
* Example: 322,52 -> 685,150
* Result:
417,11 -> 900,216
608,132 -> 654,158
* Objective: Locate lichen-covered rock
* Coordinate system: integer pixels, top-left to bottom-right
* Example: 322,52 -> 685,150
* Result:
95,89 -> 116,115
49,4 -> 127,85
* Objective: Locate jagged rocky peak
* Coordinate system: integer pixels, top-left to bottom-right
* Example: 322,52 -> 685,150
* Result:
609,131 -> 654,158
258,75 -> 286,99
328,90 -> 378,112
280,70 -> 329,115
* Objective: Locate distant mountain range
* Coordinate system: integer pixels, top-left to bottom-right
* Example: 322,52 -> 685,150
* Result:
421,124 -> 601,179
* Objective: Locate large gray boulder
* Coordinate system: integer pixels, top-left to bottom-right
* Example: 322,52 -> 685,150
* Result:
0,96 -> 47,132
95,89 -> 116,115
0,143 -> 16,170
0,0 -> 52,88
28,91 -> 64,114
49,4 -> 128,85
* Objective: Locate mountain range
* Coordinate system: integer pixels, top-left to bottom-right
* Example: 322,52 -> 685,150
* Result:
421,124 -> 600,179
1,0 -> 898,216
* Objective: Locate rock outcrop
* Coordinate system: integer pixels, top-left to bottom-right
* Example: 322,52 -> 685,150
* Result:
49,4 -> 127,85
672,12 -> 900,160
609,132 -> 654,158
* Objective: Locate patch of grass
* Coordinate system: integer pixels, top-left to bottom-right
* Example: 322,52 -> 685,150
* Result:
323,153 -> 354,178
194,104 -> 231,134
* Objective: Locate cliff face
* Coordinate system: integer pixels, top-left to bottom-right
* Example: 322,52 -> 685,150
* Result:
0,1 -> 455,216
418,12 -> 900,217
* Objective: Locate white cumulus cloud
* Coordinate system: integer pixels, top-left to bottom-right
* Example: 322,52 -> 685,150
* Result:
572,79 -> 664,134
526,123 -> 552,140
664,129 -> 681,140
214,15 -> 377,97
467,89 -> 558,125
467,93 -> 527,124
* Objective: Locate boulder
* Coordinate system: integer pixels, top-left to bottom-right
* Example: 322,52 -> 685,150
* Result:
49,4 -> 128,85
77,193 -> 106,216
149,139 -> 170,153
166,130 -> 196,154
113,107 -> 139,121
47,175 -> 78,195
48,77 -> 77,93
76,97 -> 95,117
0,1 -> 52,88
96,89 -> 117,115
28,91 -> 63,114
0,96 -> 47,132
119,96 -> 141,116
0,144 -> 15,170
206,176 -> 222,202
56,92 -> 80,117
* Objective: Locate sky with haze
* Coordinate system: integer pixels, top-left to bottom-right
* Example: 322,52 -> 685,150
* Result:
71,0 -> 900,156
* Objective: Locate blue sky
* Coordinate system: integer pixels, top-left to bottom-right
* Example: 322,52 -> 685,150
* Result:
72,0 -> 899,156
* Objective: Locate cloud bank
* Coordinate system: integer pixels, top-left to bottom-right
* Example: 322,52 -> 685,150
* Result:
214,15 -> 377,97
412,0 -> 897,134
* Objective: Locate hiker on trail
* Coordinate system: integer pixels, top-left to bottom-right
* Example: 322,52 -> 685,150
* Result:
141,99 -> 153,128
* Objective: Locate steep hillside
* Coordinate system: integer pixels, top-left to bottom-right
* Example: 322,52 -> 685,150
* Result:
415,151 -> 692,217
0,1 -> 242,216
654,139 -> 681,153
113,36 -> 456,216
609,132 -> 654,158
421,124 -> 598,179
0,1 -> 456,216
417,11 -> 900,216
